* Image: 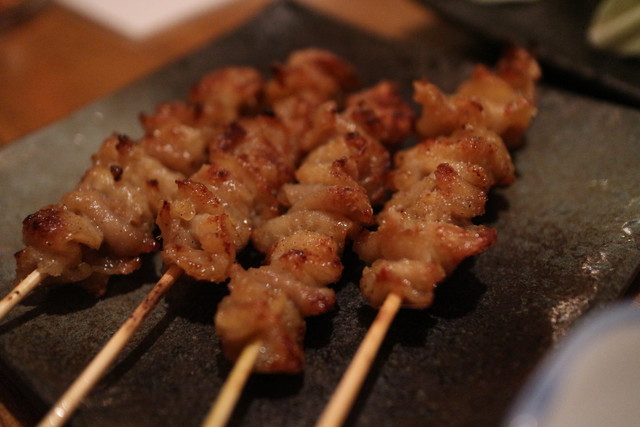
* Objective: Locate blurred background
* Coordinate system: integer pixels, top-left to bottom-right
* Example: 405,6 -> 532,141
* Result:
0,0 -> 447,146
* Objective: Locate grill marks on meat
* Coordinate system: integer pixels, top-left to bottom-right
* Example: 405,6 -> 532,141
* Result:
209,118 -> 297,221
354,127 -> 515,308
139,67 -> 265,176
413,47 -> 540,147
156,116 -> 292,283
155,49 -> 361,284
266,48 -> 360,153
354,48 -> 540,309
296,80 -> 415,158
14,49 -> 359,296
215,82 -> 414,373
15,134 -> 184,295
13,47 -> 540,379
14,64 -> 273,295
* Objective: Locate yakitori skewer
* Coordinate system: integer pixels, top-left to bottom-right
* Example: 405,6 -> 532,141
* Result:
2,132 -> 184,324
36,49 -> 361,427
40,115 -> 296,427
316,47 -> 541,427
0,270 -> 45,320
203,81 -> 414,426
1,50 -> 347,323
1,48 -> 357,324
0,65 -> 266,324
315,127 -> 517,427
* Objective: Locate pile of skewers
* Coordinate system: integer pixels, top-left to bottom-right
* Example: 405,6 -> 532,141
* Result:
0,46 -> 540,427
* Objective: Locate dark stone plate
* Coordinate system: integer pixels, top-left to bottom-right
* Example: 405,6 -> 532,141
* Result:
419,0 -> 640,109
1,1 -> 639,426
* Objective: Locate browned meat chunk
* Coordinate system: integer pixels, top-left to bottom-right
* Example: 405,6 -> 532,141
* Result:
414,47 -> 540,147
216,81 -> 414,373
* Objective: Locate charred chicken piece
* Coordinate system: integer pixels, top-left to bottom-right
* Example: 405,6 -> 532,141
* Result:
15,134 -> 184,295
156,49 -> 362,284
216,82 -> 414,373
413,47 -> 540,147
139,66 -> 265,176
354,127 -> 516,308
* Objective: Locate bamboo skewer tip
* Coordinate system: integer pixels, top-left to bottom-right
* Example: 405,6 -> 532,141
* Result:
37,265 -> 183,427
202,340 -> 262,427
315,292 -> 402,427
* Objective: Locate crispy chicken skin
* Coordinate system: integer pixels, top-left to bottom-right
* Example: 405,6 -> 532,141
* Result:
266,48 -> 360,152
355,127 -> 515,308
156,49 -> 362,284
414,47 -> 540,147
216,82 -> 414,373
139,66 -> 265,176
15,134 -> 184,294
355,48 -> 539,309
156,116 -> 294,283
14,49 -> 358,296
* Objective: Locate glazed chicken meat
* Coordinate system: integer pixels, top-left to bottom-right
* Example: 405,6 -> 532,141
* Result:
11,46 -> 541,382
14,48 -> 359,296
156,49 -> 360,283
215,81 -> 414,372
414,46 -> 540,147
355,47 -> 540,309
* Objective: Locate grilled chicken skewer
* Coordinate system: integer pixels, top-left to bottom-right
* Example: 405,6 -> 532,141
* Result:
204,81 -> 414,426
2,47 -> 358,320
39,119 -> 293,427
413,46 -> 539,149
0,66 -> 265,322
157,48 -> 361,284
316,47 -> 541,427
36,49 -> 361,427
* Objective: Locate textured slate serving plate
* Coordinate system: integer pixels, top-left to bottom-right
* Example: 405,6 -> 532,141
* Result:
421,0 -> 640,109
1,1 -> 640,426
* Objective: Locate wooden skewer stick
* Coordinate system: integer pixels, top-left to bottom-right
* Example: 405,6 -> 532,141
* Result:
315,292 -> 402,427
317,288 -> 640,427
0,269 -> 47,322
37,264 -> 183,427
201,340 -> 262,427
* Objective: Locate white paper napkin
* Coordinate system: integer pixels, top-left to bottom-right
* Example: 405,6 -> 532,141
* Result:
55,0 -> 236,40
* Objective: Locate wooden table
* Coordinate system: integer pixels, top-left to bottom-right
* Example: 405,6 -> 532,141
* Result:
0,0 -> 440,147
0,0 -> 440,424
